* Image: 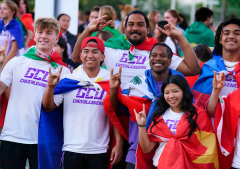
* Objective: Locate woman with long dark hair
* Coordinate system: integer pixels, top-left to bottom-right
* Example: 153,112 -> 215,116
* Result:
134,75 -> 219,169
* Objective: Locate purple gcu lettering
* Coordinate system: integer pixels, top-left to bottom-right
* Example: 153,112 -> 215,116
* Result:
24,68 -> 36,78
24,67 -> 49,81
119,53 -> 147,65
76,88 -> 88,98
119,53 -> 128,63
136,56 -> 146,64
76,88 -> 105,100
166,120 -> 179,130
166,120 -> 175,129
33,69 -> 46,80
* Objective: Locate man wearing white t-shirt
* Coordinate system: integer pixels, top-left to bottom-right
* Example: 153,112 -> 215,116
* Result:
194,17 -> 240,169
0,17 -> 70,169
72,10 -> 201,88
72,10 -> 201,168
42,37 -> 123,169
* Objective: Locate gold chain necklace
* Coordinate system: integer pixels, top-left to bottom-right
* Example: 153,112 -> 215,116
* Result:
224,63 -> 238,68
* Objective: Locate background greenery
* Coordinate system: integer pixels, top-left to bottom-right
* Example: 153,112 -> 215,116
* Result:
28,0 -> 240,27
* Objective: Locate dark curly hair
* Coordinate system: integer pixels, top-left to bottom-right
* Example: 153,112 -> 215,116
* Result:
150,75 -> 199,139
213,17 -> 240,56
195,7 -> 213,22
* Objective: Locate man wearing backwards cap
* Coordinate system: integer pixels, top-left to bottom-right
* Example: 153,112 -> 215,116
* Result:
42,36 -> 123,169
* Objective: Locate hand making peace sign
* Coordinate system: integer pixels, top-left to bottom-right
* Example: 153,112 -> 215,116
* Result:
109,66 -> 122,90
87,15 -> 112,33
47,66 -> 63,87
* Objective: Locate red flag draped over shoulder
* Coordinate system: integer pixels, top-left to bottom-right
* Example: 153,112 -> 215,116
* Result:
136,105 -> 219,169
103,89 -> 152,141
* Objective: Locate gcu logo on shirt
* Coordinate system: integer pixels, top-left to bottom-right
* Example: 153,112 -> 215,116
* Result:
119,53 -> 147,64
24,68 -> 49,82
76,87 -> 105,100
115,53 -> 147,69
19,67 -> 48,88
73,87 -> 105,105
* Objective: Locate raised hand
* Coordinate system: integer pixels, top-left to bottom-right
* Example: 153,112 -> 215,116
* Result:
47,66 -> 63,87
87,15 -> 112,33
212,71 -> 225,90
134,104 -> 146,126
156,20 -> 183,40
0,40 -> 7,63
109,66 -> 122,90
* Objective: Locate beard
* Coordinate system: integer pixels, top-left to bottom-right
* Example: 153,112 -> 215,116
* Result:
128,38 -> 145,46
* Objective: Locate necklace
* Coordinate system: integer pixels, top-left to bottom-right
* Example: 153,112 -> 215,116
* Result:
224,63 -> 238,68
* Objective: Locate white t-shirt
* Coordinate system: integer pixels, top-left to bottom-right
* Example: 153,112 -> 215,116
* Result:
153,108 -> 183,167
164,37 -> 177,54
53,76 -> 110,154
221,59 -> 240,168
104,47 -> 183,88
0,56 -> 70,144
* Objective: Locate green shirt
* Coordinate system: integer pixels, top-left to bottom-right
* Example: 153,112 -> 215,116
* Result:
185,21 -> 215,47
92,25 -> 121,38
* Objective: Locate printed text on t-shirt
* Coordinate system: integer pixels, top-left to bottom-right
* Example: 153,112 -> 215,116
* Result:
20,67 -> 48,88
165,119 -> 179,135
115,53 -> 147,69
72,87 -> 104,105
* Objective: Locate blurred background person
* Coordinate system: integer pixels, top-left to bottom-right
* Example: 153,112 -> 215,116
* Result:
21,0 -> 35,48
91,5 -> 121,38
147,9 -> 160,37
0,0 -> 23,63
12,0 -> 32,53
117,13 -> 128,35
54,37 -> 78,71
96,30 -> 113,43
164,9 -> 184,34
185,44 -> 213,88
78,8 -> 98,38
57,13 -> 77,53
179,13 -> 189,31
164,9 -> 184,56
185,7 -> 215,47
154,20 -> 178,55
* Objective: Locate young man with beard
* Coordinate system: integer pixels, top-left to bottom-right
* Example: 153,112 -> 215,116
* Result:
0,17 -> 70,169
72,10 -> 201,88
107,21 -> 195,169
193,17 -> 240,169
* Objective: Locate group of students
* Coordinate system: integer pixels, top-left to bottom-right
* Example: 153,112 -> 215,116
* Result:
0,5 -> 239,169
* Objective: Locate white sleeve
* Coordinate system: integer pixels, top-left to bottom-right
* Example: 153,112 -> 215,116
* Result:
54,94 -> 64,107
169,55 -> 183,70
0,58 -> 16,87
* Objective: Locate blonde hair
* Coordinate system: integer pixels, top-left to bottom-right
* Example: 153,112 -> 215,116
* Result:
34,17 -> 60,35
0,0 -> 18,18
147,10 -> 160,34
99,5 -> 115,28
166,9 -> 183,24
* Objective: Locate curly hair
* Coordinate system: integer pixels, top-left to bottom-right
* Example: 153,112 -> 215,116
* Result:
150,75 -> 199,139
213,17 -> 240,56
